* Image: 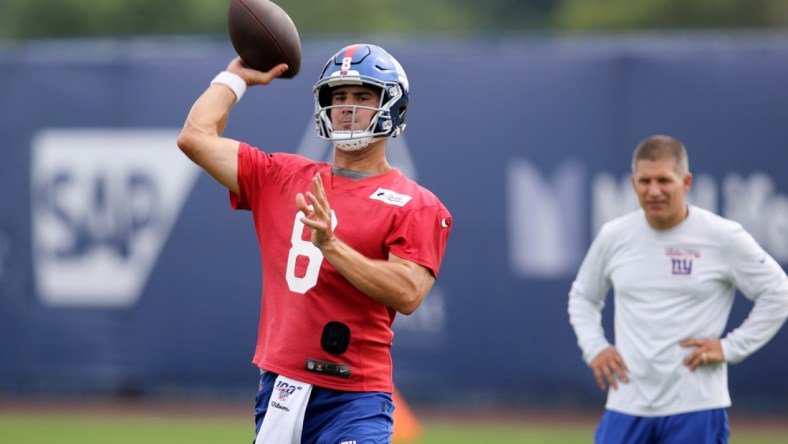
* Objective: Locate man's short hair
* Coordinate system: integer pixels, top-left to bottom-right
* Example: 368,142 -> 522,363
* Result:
631,135 -> 689,176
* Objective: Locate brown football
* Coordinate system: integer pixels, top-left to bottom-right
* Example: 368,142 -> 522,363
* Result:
227,0 -> 301,78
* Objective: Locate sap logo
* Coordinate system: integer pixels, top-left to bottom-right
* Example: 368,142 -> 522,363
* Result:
31,129 -> 200,307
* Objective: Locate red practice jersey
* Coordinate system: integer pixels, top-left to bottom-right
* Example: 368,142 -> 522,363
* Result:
231,143 -> 452,392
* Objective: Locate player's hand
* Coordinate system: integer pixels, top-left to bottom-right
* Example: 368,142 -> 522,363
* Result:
296,173 -> 335,248
589,346 -> 629,391
681,338 -> 724,371
226,57 -> 289,86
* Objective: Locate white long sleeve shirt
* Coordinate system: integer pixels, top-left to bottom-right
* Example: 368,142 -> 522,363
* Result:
568,205 -> 788,416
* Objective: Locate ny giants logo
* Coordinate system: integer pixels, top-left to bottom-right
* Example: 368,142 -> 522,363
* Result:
666,246 -> 700,275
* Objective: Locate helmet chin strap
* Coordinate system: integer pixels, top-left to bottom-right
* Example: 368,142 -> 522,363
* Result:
333,132 -> 373,151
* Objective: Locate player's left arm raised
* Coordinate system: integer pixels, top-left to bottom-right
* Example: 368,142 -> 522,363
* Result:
296,174 -> 435,314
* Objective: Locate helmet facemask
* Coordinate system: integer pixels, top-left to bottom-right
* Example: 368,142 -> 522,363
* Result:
315,81 -> 403,151
313,44 -> 409,151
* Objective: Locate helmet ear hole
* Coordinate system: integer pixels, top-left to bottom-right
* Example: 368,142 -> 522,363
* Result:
318,86 -> 333,108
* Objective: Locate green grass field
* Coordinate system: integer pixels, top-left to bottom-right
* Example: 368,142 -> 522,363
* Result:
1,411 -> 787,444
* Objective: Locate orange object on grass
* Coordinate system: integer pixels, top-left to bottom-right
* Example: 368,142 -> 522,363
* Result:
392,388 -> 422,442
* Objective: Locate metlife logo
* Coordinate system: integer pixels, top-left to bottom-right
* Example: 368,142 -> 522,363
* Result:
31,129 -> 200,307
507,158 -> 788,279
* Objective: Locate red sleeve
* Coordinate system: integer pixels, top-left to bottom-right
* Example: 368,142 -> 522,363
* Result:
387,204 -> 452,277
230,142 -> 271,211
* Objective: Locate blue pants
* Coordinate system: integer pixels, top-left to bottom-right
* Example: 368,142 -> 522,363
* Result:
254,371 -> 394,444
595,408 -> 729,444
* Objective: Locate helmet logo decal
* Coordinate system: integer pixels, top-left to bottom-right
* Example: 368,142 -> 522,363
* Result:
339,45 -> 360,74
341,57 -> 352,73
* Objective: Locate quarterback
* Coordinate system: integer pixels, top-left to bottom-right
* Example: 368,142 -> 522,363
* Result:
177,43 -> 452,443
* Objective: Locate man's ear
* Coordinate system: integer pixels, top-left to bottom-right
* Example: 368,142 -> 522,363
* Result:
684,172 -> 693,192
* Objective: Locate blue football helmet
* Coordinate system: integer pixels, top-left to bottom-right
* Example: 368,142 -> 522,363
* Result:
314,44 -> 409,150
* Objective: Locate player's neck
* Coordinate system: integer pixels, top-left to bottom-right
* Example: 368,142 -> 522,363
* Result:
332,140 -> 391,175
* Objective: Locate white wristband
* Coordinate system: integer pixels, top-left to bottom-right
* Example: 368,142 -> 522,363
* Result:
210,71 -> 247,102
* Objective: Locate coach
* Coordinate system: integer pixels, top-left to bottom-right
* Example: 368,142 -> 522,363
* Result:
568,135 -> 788,444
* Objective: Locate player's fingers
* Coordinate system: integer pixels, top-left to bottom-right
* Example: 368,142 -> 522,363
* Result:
699,350 -> 720,365
300,217 -> 326,235
230,62 -> 288,86
295,192 -> 310,213
694,352 -> 706,369
611,360 -> 625,386
265,63 -> 290,81
619,354 -> 629,370
686,351 -> 704,370
600,350 -> 628,384
305,191 -> 326,217
249,63 -> 289,85
617,355 -> 629,378
683,351 -> 693,366
594,360 -> 617,390
313,174 -> 323,194
603,366 -> 618,390
592,368 -> 607,391
312,174 -> 329,204
680,338 -> 705,348
310,177 -> 333,220
612,362 -> 629,384
226,56 -> 245,71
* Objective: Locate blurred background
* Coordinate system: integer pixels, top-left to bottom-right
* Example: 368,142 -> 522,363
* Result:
2,0 -> 788,427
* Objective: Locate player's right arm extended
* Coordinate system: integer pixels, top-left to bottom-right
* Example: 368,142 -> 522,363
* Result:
177,80 -> 241,194
177,59 -> 289,195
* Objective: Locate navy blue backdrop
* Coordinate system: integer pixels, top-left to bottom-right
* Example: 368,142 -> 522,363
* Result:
1,35 -> 788,411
